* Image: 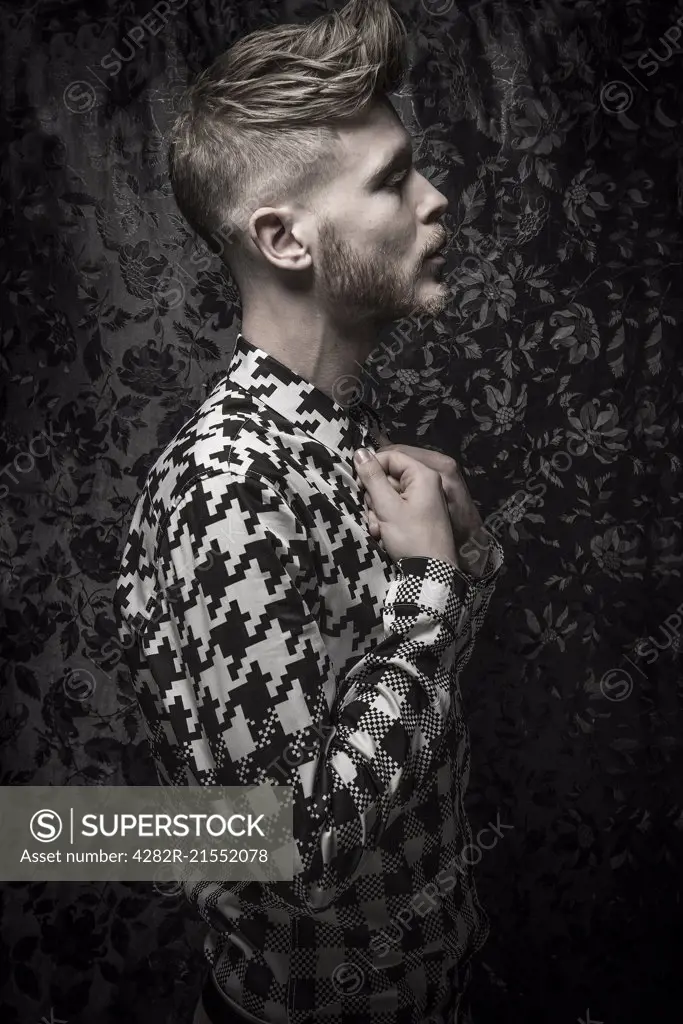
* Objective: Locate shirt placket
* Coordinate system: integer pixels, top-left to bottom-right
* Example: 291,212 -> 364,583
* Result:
347,405 -> 381,452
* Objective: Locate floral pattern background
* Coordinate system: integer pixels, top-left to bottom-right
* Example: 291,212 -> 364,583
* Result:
1,0 -> 682,1022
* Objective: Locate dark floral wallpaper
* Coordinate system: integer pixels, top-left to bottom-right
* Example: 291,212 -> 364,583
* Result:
1,0 -> 682,1022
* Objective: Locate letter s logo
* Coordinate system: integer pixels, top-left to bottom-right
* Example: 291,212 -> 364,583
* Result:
30,809 -> 63,842
637,52 -> 659,77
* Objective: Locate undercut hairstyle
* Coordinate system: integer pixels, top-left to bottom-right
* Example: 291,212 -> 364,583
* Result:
167,0 -> 408,285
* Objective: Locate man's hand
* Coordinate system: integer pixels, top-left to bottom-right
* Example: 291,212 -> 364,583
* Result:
362,442 -> 492,576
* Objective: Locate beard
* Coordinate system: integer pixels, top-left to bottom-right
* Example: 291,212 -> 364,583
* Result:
315,217 -> 449,330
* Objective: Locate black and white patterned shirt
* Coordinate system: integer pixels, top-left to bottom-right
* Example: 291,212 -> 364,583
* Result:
114,332 -> 505,1024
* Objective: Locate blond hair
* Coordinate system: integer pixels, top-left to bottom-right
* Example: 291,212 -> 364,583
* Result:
167,0 -> 408,282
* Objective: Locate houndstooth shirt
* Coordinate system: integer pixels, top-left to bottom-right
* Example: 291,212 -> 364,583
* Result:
114,332 -> 505,1024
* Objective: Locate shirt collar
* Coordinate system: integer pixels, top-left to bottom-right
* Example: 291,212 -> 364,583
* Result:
224,331 -> 388,460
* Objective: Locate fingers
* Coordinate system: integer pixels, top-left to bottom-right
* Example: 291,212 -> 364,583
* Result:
364,475 -> 400,514
361,504 -> 382,540
361,472 -> 399,544
355,448 -> 427,513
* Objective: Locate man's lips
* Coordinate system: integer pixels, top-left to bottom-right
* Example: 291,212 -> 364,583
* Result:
426,235 -> 449,259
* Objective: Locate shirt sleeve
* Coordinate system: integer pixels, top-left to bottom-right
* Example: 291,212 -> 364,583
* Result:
133,469 -> 503,912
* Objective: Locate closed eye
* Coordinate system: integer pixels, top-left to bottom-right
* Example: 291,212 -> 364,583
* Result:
383,168 -> 411,191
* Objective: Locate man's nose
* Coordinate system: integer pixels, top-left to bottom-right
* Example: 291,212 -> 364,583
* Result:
416,171 -> 449,219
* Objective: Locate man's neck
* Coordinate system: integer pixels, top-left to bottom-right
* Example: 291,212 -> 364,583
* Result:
240,304 -> 383,409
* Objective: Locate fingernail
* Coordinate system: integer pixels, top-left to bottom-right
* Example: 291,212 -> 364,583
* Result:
355,448 -> 371,464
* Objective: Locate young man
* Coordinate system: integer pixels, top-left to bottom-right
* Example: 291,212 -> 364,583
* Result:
114,1 -> 504,1022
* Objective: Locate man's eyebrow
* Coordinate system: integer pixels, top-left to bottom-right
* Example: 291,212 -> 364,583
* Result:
363,138 -> 414,187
